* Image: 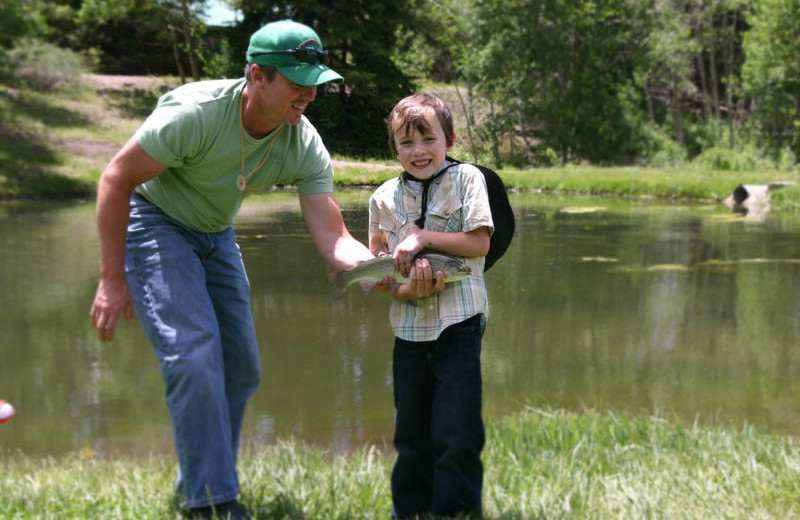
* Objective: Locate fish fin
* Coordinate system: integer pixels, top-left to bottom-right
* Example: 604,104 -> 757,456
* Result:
358,280 -> 377,294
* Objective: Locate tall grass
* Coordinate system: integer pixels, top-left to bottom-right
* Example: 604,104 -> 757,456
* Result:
3,408 -> 799,519
484,408 -> 800,519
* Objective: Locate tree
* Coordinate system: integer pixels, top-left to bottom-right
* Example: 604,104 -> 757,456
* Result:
742,0 -> 800,160
68,0 -> 207,77
0,0 -> 48,49
160,0 -> 209,81
469,0 -> 655,165
682,0 -> 749,150
633,1 -> 696,153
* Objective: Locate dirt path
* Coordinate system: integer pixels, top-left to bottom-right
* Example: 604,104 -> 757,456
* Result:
331,159 -> 394,171
82,74 -> 174,91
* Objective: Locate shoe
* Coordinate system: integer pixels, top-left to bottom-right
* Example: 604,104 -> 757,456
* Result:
188,500 -> 251,520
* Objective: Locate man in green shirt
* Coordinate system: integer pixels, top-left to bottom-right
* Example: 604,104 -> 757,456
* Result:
89,20 -> 375,520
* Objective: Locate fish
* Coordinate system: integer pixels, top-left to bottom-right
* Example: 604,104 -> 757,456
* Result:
329,253 -> 472,299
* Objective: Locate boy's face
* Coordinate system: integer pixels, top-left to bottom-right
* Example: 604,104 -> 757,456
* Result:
393,110 -> 451,181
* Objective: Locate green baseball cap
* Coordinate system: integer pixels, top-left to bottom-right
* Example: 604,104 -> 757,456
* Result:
246,20 -> 344,87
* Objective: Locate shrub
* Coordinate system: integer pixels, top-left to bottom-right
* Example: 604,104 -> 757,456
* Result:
689,143 -> 795,172
637,122 -> 687,168
2,38 -> 85,91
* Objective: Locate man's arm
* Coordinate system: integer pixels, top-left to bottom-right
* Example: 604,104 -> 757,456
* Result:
299,192 -> 373,271
90,138 -> 167,342
306,192 -> 441,300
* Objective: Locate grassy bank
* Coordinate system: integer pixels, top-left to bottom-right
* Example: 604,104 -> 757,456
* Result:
0,81 -> 142,198
334,162 -> 800,209
2,407 -> 799,519
2,79 -> 799,208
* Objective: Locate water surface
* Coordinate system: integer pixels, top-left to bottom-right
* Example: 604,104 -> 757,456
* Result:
1,192 -> 799,458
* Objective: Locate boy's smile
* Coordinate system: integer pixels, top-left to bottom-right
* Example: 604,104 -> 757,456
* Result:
410,157 -> 434,170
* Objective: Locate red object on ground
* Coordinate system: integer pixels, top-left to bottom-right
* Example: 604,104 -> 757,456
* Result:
0,400 -> 15,423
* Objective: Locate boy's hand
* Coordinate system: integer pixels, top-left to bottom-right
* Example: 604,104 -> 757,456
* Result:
393,232 -> 426,276
393,257 -> 445,300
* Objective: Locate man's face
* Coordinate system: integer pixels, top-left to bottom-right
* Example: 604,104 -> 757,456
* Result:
251,65 -> 317,128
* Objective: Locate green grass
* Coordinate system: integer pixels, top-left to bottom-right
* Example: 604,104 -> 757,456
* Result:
331,164 -> 800,211
497,166 -> 798,202
3,407 -> 800,519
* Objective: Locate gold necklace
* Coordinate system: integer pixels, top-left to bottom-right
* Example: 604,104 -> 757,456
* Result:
238,91 -> 285,192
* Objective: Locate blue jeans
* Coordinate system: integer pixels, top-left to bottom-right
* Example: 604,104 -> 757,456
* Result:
125,193 -> 261,508
391,315 -> 486,519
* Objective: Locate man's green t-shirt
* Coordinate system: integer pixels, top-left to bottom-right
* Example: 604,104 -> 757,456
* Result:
134,78 -> 334,232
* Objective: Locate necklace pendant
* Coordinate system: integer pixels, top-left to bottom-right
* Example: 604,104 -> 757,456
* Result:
236,174 -> 247,191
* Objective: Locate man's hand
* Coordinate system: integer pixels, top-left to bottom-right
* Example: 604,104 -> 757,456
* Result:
90,278 -> 135,342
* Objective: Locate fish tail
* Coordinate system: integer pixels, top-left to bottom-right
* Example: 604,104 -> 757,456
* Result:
327,271 -> 350,300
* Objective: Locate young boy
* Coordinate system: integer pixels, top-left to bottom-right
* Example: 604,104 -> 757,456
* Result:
368,93 -> 493,519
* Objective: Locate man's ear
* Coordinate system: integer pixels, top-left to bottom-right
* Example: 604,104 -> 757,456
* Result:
250,64 -> 268,84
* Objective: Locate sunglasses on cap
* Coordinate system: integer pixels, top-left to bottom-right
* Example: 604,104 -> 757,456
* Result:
250,46 -> 329,65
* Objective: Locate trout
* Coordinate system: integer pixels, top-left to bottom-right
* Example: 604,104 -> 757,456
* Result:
329,253 -> 471,299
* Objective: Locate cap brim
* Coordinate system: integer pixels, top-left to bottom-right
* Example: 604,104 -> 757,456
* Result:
277,63 -> 344,86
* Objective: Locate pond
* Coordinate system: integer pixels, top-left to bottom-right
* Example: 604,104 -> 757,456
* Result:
1,191 -> 799,458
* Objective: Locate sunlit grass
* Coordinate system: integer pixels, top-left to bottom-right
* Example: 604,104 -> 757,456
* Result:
0,82 -> 133,197
331,164 -> 800,211
484,408 -> 800,519
3,408 -> 800,519
769,183 -> 800,211
494,165 -> 796,202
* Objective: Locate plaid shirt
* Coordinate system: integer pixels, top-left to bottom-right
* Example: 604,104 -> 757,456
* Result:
368,160 -> 494,341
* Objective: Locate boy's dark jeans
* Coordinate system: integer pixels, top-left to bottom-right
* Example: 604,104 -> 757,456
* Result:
391,314 -> 485,519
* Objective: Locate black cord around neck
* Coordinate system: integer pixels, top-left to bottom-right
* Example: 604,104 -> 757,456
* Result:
402,166 -> 449,228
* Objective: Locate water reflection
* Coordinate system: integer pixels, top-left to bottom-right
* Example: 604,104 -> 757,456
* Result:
1,193 -> 799,459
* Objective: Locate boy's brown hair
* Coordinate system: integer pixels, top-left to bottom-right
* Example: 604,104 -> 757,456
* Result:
386,93 -> 455,155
